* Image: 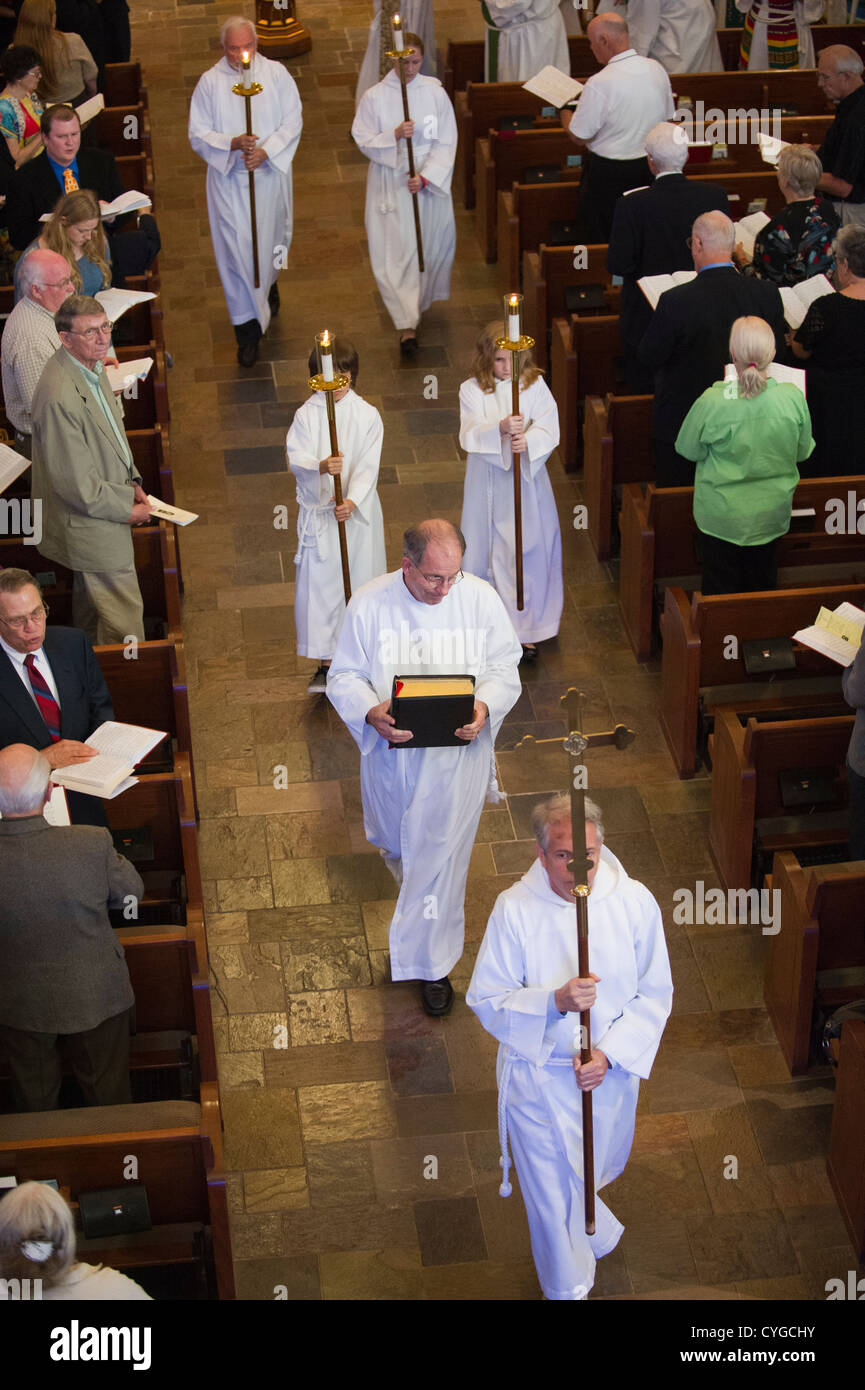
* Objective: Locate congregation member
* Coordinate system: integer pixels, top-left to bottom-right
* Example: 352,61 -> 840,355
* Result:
0,45 -> 44,168
676,316 -> 813,595
287,337 -> 386,695
790,224 -> 865,475
13,187 -> 110,301
637,209 -> 786,486
55,0 -> 105,80
14,0 -> 98,106
6,103 -> 161,283
607,120 -> 728,390
842,633 -> 865,861
459,320 -> 562,662
736,0 -> 823,69
734,145 -> 838,286
0,1183 -> 152,1300
0,568 -> 111,827
613,0 -> 722,74
0,247 -> 71,449
189,15 -> 302,368
467,793 -> 673,1301
560,12 -> 674,244
31,294 -> 149,645
0,743 -> 141,1112
355,0 -> 436,104
327,519 -> 522,1018
815,46 -> 865,229
482,0 -> 570,82
352,32 -> 456,358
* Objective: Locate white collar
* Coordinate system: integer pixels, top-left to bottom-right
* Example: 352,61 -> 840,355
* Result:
607,48 -> 638,65
0,633 -> 42,668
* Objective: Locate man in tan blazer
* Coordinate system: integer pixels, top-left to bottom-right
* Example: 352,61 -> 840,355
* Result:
30,295 -> 151,644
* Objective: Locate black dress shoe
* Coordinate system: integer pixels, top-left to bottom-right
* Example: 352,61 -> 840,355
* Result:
520,644 -> 538,664
268,283 -> 280,315
237,339 -> 259,368
399,334 -> 418,359
421,977 -> 454,1017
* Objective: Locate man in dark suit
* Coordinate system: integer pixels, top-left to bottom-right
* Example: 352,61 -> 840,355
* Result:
6,104 -> 160,282
637,210 -> 787,487
607,121 -> 729,391
0,568 -> 113,828
0,743 -> 140,1112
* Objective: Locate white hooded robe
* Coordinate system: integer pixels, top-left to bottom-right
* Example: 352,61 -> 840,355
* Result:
483,0 -> 571,83
615,0 -> 724,73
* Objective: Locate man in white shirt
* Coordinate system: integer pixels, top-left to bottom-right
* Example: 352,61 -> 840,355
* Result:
0,251 -> 74,454
562,11 -> 674,242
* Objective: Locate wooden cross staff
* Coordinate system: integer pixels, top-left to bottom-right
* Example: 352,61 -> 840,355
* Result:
517,687 -> 635,1234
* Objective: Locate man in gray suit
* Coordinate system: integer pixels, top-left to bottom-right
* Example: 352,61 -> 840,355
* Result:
30,294 -> 151,645
0,743 -> 143,1112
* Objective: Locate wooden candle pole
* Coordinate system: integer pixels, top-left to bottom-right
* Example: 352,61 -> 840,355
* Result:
510,346 -> 523,612
233,54 -> 263,289
309,334 -> 351,605
388,23 -> 424,273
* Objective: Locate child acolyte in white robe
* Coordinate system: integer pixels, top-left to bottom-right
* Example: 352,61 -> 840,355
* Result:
459,372 -> 563,645
482,0 -> 571,83
355,1 -> 437,105
352,70 -> 457,333
287,389 -> 386,662
467,847 -> 673,1299
327,570 -> 522,981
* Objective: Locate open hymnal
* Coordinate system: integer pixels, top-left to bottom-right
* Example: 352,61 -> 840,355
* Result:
637,269 -> 696,309
734,210 -> 771,259
98,189 -> 152,219
793,601 -> 865,667
758,132 -> 788,166
95,287 -> 157,322
0,442 -> 31,495
105,357 -> 153,393
522,66 -> 583,109
146,495 -> 199,527
46,91 -> 104,124
723,360 -> 806,396
51,721 -> 167,798
779,273 -> 834,331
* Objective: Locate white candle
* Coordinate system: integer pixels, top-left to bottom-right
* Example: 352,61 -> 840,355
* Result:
393,12 -> 403,48
242,49 -> 250,73
320,331 -> 334,383
508,297 -> 520,343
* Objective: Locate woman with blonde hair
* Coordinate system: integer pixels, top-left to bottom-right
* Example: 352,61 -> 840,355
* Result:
676,315 -> 814,595
459,318 -> 562,660
13,186 -> 111,301
14,0 -> 98,107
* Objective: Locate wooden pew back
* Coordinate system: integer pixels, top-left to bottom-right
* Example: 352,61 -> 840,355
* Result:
828,1016 -> 865,1261
585,395 -> 654,562
103,61 -> 146,108
95,634 -> 191,759
522,241 -> 612,369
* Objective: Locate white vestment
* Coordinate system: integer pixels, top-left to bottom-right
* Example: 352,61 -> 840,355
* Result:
615,0 -> 723,73
287,390 -> 387,660
355,2 -> 437,105
467,850 -> 673,1300
188,53 -> 302,331
459,375 -> 563,644
327,570 -> 522,980
352,72 -> 457,331
482,0 -> 571,83
734,0 -> 824,68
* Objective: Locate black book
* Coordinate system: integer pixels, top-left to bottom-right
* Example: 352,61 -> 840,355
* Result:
389,674 -> 476,748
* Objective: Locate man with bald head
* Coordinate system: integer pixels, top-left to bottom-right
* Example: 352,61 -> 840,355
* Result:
638,209 -> 786,485
0,250 -> 75,454
561,11 -> 674,242
328,518 -> 522,1016
815,46 -> 865,228
189,16 -> 303,366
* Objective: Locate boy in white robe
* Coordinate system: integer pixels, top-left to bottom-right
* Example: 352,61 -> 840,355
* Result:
352,35 -> 457,356
467,794 -> 673,1300
327,519 -> 522,1017
355,1 -> 437,106
614,0 -> 723,73
459,320 -> 563,660
287,338 -> 387,694
482,0 -> 571,82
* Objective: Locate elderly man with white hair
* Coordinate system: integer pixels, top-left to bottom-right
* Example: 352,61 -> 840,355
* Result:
467,793 -> 673,1301
815,46 -> 865,229
189,14 -> 303,366
607,121 -> 728,388
0,249 -> 74,453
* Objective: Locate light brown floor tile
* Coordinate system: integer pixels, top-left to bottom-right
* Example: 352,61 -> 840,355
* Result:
319,1247 -> 424,1300
298,1080 -> 398,1144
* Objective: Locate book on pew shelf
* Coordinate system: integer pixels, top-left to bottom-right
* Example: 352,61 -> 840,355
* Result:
564,283 -> 607,313
758,132 -> 788,165
733,210 -> 771,259
145,495 -> 199,526
105,357 -> 153,393
637,269 -> 696,309
497,114 -> 534,132
95,287 -> 157,322
779,273 -> 834,332
522,66 -> 583,109
523,163 -> 561,184
723,360 -> 806,397
0,442 -> 30,495
389,675 -> 475,749
548,219 -> 582,245
793,601 -> 865,666
51,721 -> 168,798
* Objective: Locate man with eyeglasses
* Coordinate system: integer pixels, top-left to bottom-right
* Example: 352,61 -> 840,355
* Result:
0,250 -> 74,456
328,518 -> 522,1017
30,294 -> 149,645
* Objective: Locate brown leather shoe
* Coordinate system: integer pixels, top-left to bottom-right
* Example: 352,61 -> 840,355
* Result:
420,977 -> 454,1017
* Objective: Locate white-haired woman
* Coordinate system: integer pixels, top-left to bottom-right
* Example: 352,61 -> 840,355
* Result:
734,145 -> 839,286
675,315 -> 814,595
0,1181 -> 152,1300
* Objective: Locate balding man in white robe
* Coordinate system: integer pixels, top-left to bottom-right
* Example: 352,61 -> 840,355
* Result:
482,0 -> 571,82
467,794 -> 673,1300
613,0 -> 723,73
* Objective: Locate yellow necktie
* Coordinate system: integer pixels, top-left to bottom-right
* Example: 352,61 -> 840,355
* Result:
63,167 -> 78,194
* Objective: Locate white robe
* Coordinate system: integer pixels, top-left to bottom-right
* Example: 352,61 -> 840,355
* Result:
327,570 -> 522,981
188,53 -> 302,331
287,390 -> 387,660
352,72 -> 457,331
459,375 -> 563,644
734,0 -> 824,69
355,2 -> 437,105
615,0 -> 723,73
482,0 -> 571,83
467,850 -> 673,1300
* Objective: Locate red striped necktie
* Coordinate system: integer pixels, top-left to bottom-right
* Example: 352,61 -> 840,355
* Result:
24,652 -> 61,742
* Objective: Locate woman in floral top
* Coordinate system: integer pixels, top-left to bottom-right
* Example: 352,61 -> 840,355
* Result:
734,144 -> 839,287
0,45 -> 44,170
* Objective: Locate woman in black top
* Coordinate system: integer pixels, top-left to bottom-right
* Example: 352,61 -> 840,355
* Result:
734,144 -> 839,287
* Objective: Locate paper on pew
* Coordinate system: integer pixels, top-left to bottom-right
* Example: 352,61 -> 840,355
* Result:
793,601 -> 865,666
0,783 -> 70,824
0,442 -> 31,495
98,189 -> 152,219
637,269 -> 696,310
522,66 -> 583,109
146,495 -> 199,526
734,210 -> 771,259
95,287 -> 157,322
723,360 -> 806,396
105,357 -> 153,393
759,132 -> 788,165
779,273 -> 835,331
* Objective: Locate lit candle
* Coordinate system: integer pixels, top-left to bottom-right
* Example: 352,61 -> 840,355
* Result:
393,12 -> 403,50
319,330 -> 334,383
507,294 -> 521,343
242,49 -> 250,80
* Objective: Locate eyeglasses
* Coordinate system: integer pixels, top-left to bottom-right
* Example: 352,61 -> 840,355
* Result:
410,561 -> 463,590
67,322 -> 113,339
38,277 -> 74,289
0,601 -> 48,631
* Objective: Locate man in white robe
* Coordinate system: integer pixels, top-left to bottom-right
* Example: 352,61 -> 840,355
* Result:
613,0 -> 723,72
327,519 -> 522,1016
352,36 -> 457,355
355,1 -> 437,105
482,0 -> 571,82
735,0 -> 824,69
188,16 -> 302,367
467,794 -> 673,1300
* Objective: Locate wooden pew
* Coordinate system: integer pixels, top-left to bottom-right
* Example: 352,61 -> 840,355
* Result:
95,634 -> 192,768
103,60 -> 147,109
660,581 -> 865,777
766,852 -> 865,1076
115,344 -> 170,430
115,153 -> 156,210
0,1083 -> 235,1299
478,130 -> 576,263
523,242 -> 615,370
456,82 -> 557,209
584,394 -> 654,563
107,751 -> 201,925
128,426 -> 174,505
121,907 -> 217,1088
88,104 -> 152,161
828,1017 -> 865,1261
709,708 -> 853,894
550,311 -> 624,470
442,35 -> 600,99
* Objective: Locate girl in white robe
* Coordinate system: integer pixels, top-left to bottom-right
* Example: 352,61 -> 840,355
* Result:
482,0 -> 571,83
459,322 -> 563,655
287,340 -> 386,691
355,1 -> 437,105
